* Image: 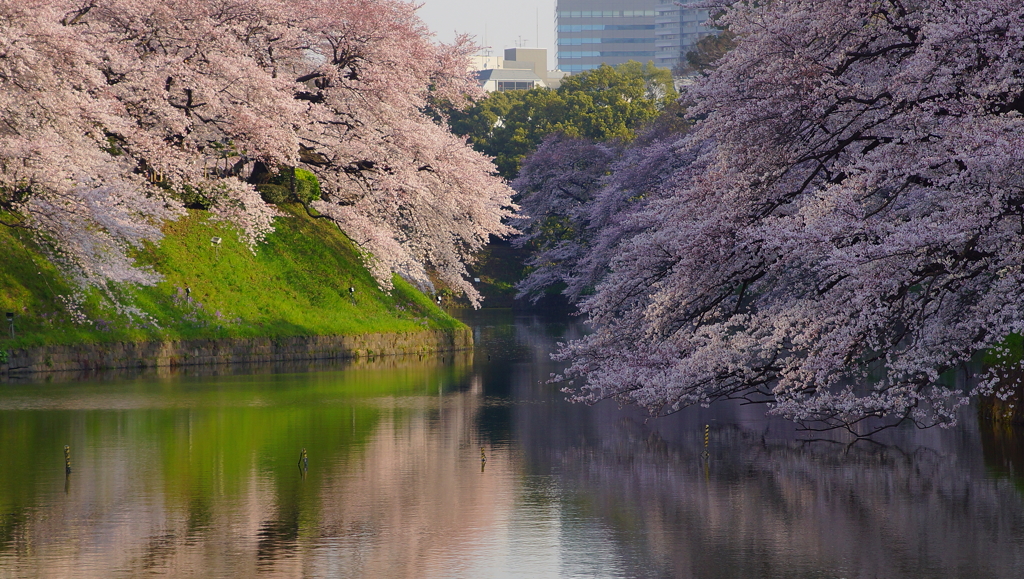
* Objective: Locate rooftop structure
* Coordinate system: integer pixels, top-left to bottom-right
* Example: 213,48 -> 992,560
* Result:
469,55 -> 505,71
477,68 -> 544,92
473,47 -> 566,92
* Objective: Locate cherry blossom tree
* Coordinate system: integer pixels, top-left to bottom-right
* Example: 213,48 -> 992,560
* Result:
512,134 -> 619,302
513,112 -> 697,303
558,0 -> 1024,431
0,0 -> 513,304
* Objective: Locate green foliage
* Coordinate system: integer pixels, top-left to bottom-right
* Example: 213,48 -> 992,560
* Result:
292,168 -> 322,203
986,334 -> 1024,367
0,205 -> 462,349
271,166 -> 322,204
464,239 -> 527,308
256,184 -> 290,204
177,184 -> 215,209
0,349 -> 6,364
0,184 -> 33,212
448,61 -> 677,179
257,166 -> 323,205
557,61 -> 675,103
537,214 -> 578,243
678,30 -> 737,76
103,134 -> 124,156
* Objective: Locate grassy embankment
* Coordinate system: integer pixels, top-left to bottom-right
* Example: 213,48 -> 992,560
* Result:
0,204 -> 461,352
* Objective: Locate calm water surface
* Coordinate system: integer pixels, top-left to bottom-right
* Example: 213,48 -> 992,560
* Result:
1,310 -> 1023,578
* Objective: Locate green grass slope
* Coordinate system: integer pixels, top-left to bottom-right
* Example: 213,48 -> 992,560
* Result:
0,204 -> 461,350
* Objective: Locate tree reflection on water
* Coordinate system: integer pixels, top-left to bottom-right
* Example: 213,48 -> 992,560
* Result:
0,312 -> 1022,578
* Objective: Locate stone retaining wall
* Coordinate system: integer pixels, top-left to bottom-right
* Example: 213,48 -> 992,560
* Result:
0,328 -> 472,377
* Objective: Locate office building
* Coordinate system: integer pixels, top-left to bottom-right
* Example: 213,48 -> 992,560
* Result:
654,1 -> 715,71
556,0 -> 714,73
556,0 -> 657,73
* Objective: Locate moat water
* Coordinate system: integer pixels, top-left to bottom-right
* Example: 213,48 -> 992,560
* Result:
1,310 -> 1022,578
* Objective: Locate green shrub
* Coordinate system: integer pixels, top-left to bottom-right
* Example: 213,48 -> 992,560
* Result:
172,166 -> 322,207
256,184 -> 290,204
177,184 -> 215,209
292,167 -> 322,204
262,167 -> 322,205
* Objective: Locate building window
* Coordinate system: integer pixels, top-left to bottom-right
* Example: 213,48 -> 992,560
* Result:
496,81 -> 535,91
559,51 -> 656,58
562,64 -> 602,73
557,38 -> 654,45
557,24 -> 656,32
557,10 -> 656,17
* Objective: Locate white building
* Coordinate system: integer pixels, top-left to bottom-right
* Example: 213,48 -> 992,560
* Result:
473,48 -> 566,92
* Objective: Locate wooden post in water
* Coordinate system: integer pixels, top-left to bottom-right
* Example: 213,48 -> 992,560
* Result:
701,425 -> 710,459
64,443 -> 72,494
702,424 -> 711,483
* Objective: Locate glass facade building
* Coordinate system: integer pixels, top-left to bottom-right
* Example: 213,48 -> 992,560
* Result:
654,1 -> 714,71
556,0 -> 714,73
555,0 -> 657,73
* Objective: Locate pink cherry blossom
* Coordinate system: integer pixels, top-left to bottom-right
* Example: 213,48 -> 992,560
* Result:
556,0 -> 1024,432
0,0 -> 514,303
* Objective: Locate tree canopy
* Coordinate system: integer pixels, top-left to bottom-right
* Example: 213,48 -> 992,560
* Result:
675,30 -> 737,77
0,0 -> 514,305
448,61 -> 676,179
533,0 -> 1024,432
511,107 -> 691,303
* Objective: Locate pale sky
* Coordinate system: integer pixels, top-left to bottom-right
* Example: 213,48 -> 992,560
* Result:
416,0 -> 558,69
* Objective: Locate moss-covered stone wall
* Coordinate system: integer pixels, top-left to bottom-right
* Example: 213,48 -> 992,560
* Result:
0,328 -> 472,377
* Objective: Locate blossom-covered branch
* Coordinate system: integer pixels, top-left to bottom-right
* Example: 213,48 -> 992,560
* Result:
0,0 -> 514,302
556,0 -> 1024,431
